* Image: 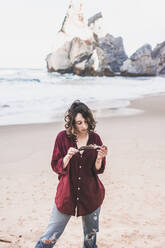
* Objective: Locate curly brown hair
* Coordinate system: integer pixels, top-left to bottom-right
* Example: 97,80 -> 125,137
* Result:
64,100 -> 96,136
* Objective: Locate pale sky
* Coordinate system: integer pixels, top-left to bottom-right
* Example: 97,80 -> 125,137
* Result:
0,0 -> 164,68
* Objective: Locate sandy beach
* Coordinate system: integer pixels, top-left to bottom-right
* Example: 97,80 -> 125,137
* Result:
0,95 -> 165,248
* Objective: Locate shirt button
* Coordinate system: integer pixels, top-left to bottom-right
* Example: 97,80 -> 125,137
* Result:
79,166 -> 82,168
78,187 -> 80,190
78,177 -> 81,180
77,197 -> 79,200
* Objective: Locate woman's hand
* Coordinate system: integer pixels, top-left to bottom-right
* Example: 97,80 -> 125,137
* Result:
63,147 -> 78,169
96,145 -> 108,161
95,145 -> 108,171
66,147 -> 78,159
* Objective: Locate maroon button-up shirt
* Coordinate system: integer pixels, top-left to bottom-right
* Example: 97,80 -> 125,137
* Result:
51,130 -> 106,217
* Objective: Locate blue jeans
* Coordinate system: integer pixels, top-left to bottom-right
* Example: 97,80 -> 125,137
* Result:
35,203 -> 101,248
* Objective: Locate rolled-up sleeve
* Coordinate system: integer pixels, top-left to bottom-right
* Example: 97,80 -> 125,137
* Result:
92,133 -> 106,175
51,133 -> 68,177
93,157 -> 106,174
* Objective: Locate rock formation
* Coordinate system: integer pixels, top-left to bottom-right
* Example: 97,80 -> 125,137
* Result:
120,44 -> 157,76
152,41 -> 165,74
46,0 -> 127,76
46,0 -> 165,76
120,42 -> 165,76
46,0 -> 94,74
98,34 -> 128,72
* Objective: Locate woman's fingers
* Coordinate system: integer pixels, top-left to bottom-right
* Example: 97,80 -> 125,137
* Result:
97,145 -> 108,158
67,147 -> 78,157
98,150 -> 104,157
67,145 -> 108,159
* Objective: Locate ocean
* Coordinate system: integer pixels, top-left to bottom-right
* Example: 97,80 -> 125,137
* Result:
0,68 -> 165,126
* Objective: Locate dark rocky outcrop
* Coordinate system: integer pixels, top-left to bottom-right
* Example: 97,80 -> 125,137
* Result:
98,34 -> 128,72
120,44 -> 157,76
120,42 -> 165,76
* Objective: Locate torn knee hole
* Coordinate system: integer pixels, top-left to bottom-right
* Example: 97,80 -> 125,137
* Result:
42,232 -> 58,244
93,216 -> 97,221
42,240 -> 54,244
86,231 -> 95,239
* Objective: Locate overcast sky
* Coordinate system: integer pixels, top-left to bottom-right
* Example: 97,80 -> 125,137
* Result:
0,0 -> 164,68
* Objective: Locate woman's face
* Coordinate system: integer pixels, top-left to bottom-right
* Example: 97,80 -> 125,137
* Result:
74,113 -> 88,135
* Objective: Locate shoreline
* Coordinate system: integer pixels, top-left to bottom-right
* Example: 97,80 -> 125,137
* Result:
0,94 -> 165,247
1,93 -> 165,128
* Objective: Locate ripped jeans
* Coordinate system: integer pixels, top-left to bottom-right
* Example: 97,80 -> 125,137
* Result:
35,203 -> 101,248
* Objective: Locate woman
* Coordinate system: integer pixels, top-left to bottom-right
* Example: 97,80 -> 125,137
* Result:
35,100 -> 108,248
